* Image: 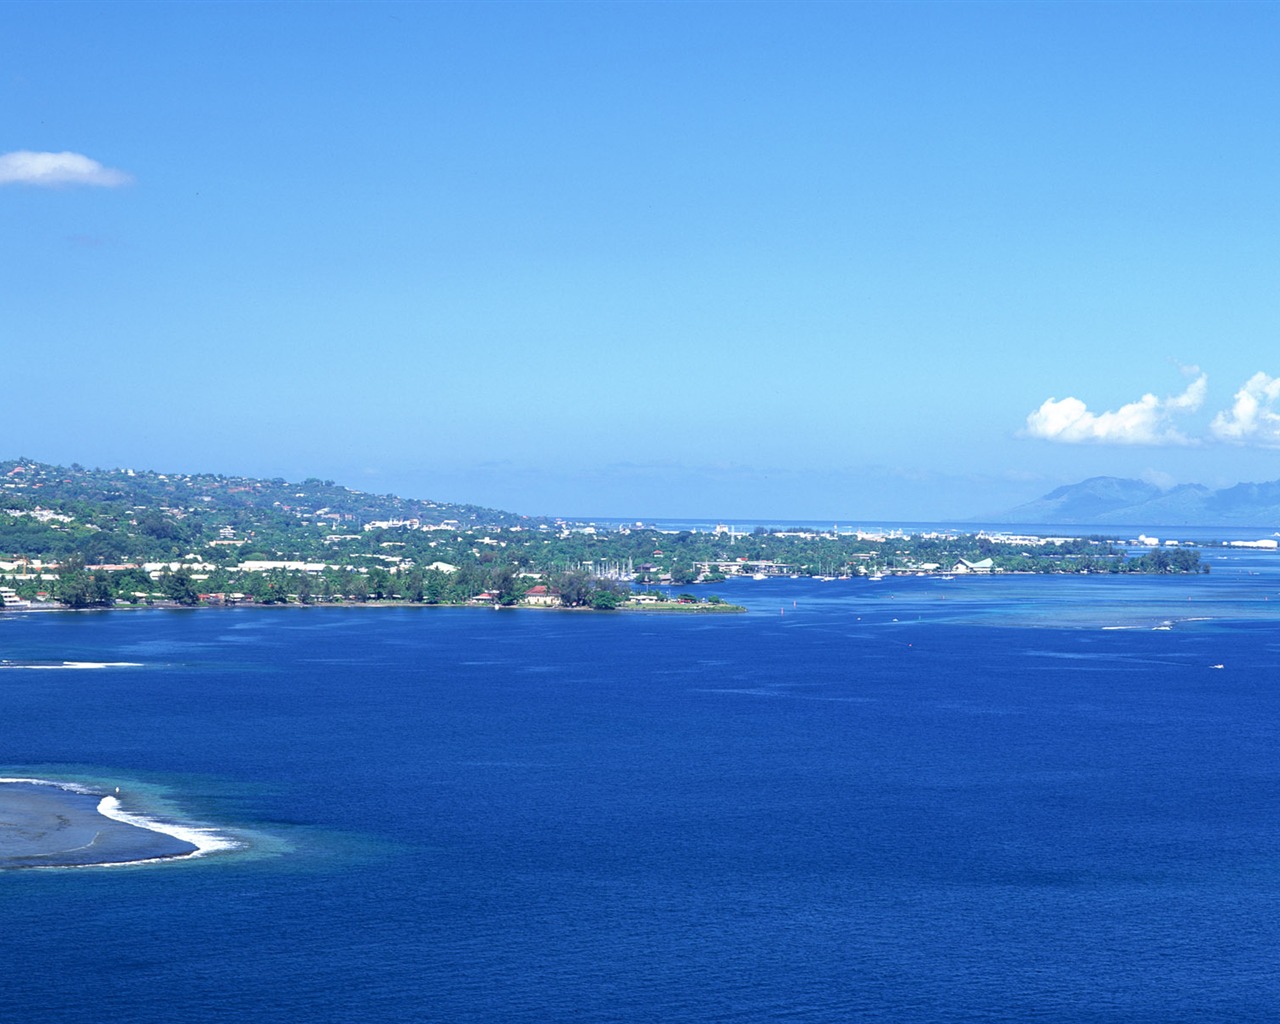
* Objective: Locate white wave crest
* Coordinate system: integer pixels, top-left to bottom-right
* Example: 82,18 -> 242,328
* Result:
96,795 -> 242,859
0,776 -> 97,794
0,661 -> 144,670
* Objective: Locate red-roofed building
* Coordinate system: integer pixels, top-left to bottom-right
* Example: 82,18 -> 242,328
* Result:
523,584 -> 559,607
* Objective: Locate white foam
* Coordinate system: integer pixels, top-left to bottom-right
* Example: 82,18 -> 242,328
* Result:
0,661 -> 143,670
96,795 -> 241,858
0,776 -> 97,794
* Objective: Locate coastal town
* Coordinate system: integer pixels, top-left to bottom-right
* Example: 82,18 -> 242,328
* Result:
0,458 -> 1219,611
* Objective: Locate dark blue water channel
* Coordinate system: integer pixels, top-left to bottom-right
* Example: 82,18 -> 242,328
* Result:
3,560 -> 1280,1022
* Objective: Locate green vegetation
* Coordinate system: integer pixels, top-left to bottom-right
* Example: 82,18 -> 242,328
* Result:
0,458 -> 1207,611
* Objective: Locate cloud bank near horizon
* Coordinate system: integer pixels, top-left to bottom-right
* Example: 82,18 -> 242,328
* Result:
1025,373 -> 1207,446
0,150 -> 133,187
1026,370 -> 1280,448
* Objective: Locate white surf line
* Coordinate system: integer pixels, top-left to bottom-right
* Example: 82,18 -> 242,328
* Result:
95,795 -> 242,859
0,776 -> 96,793
0,662 -> 144,670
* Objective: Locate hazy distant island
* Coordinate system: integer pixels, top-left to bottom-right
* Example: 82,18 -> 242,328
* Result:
995,475 -> 1280,527
0,459 -> 1223,613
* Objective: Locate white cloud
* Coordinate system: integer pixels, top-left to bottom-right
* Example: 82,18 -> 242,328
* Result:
1025,373 -> 1207,445
0,150 -> 132,187
1210,372 -> 1280,446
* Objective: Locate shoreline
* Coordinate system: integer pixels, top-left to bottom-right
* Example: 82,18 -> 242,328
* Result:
1,598 -> 748,615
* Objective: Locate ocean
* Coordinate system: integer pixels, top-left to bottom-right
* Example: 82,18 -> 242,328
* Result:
3,548 -> 1280,1022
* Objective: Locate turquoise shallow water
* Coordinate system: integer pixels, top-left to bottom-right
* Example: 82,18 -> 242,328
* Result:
2,553 -> 1280,1021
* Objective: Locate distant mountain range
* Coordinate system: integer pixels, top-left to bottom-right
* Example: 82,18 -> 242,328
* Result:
995,476 -> 1280,527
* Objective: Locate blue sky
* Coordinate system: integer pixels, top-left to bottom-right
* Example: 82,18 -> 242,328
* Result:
5,1 -> 1280,520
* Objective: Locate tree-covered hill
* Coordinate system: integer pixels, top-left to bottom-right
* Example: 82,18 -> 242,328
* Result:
0,457 -> 547,562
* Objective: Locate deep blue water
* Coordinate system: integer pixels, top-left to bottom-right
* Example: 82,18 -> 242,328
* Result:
3,556 -> 1280,1022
